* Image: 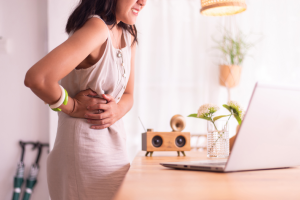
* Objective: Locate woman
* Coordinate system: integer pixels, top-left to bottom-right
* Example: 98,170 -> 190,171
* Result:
24,0 -> 146,199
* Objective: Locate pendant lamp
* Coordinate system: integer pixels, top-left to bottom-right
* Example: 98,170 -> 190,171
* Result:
200,0 -> 247,16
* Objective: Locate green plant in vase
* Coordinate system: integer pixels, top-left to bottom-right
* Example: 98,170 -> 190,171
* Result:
188,101 -> 244,157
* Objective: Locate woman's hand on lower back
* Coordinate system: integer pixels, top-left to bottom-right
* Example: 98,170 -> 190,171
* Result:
67,89 -> 107,118
84,94 -> 121,129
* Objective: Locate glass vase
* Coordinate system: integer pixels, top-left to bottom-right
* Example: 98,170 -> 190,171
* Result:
207,120 -> 229,158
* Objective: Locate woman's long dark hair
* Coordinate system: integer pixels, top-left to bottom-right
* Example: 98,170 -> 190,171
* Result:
66,0 -> 138,45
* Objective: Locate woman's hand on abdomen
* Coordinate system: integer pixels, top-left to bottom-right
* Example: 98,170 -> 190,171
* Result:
84,94 -> 122,129
67,89 -> 107,119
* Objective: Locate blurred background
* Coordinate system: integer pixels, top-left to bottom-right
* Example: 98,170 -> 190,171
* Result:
1,0 -> 300,199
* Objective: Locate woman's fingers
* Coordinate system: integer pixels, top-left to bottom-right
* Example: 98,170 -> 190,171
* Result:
87,103 -> 110,111
86,98 -> 107,106
102,94 -> 114,102
80,88 -> 98,97
85,111 -> 110,120
82,94 -> 118,130
87,117 -> 112,129
90,98 -> 107,104
97,99 -> 107,104
92,109 -> 104,114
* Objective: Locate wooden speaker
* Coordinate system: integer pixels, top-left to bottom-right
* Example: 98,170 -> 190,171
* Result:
141,115 -> 191,156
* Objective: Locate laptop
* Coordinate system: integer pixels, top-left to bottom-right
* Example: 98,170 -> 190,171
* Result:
160,82 -> 300,172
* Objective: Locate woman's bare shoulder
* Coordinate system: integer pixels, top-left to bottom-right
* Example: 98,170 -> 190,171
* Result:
69,16 -> 109,47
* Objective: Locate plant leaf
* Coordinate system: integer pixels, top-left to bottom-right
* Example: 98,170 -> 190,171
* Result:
234,114 -> 242,125
187,114 -> 211,121
223,104 -> 232,113
187,114 -> 198,118
213,115 -> 231,121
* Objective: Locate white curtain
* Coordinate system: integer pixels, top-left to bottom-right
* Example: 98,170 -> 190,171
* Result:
48,0 -> 300,162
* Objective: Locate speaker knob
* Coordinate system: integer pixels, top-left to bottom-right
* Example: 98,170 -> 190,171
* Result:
152,136 -> 163,147
175,136 -> 186,147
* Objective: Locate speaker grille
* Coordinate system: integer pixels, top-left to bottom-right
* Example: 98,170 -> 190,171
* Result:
175,136 -> 186,147
152,136 -> 163,147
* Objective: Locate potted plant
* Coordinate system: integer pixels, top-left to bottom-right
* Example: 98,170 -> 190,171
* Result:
188,101 -> 244,157
214,30 -> 255,89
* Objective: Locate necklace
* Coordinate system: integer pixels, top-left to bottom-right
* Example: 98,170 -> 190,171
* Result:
111,28 -> 122,57
111,28 -> 126,78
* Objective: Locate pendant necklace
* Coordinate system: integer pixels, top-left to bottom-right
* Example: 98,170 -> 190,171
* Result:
111,28 -> 126,78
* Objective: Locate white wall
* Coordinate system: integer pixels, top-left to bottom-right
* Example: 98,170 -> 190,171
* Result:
0,0 -> 49,199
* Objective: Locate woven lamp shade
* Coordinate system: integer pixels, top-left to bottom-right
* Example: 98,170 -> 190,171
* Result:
200,0 -> 247,16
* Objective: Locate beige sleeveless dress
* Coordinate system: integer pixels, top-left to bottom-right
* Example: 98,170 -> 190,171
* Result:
47,15 -> 131,200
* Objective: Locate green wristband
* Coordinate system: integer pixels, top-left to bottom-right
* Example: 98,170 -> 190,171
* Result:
51,107 -> 61,112
63,89 -> 68,105
49,87 -> 68,112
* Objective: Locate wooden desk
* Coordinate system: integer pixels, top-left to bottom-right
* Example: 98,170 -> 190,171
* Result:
113,151 -> 300,200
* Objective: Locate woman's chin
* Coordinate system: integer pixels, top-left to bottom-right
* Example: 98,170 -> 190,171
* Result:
121,17 -> 137,26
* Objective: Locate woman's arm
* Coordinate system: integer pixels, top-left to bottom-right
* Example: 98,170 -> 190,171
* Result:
85,34 -> 136,129
24,17 -> 108,115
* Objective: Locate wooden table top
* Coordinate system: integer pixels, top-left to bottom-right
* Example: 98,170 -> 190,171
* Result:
113,151 -> 300,200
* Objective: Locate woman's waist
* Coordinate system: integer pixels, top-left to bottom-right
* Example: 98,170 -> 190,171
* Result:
58,111 -> 124,124
57,112 -> 125,136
